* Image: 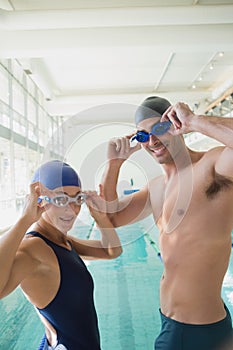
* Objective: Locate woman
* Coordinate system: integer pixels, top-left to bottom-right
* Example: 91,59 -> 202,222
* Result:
0,160 -> 122,350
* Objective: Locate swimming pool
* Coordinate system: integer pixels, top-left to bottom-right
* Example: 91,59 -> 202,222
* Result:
0,216 -> 233,350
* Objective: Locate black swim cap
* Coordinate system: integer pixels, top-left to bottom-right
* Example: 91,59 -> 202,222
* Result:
32,160 -> 81,190
135,96 -> 171,125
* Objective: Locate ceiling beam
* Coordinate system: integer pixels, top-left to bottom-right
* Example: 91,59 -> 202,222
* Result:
0,24 -> 233,58
0,0 -> 14,11
0,5 -> 233,30
46,90 -> 210,117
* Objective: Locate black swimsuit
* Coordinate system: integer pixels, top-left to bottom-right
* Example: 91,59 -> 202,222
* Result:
29,231 -> 101,350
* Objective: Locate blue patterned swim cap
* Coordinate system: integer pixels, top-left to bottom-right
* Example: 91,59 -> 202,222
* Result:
32,160 -> 81,190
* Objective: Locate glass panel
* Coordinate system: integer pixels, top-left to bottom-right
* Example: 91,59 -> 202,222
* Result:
0,101 -> 10,128
27,95 -> 37,125
48,116 -> 53,138
38,129 -> 47,147
12,80 -> 25,115
13,110 -> 27,136
37,89 -> 45,108
0,65 -> 9,104
14,143 -> 28,208
0,138 -> 14,227
0,59 -> 65,229
28,121 -> 37,142
38,108 -> 48,147
28,148 -> 41,180
0,138 -> 11,200
26,75 -> 36,97
12,60 -> 25,84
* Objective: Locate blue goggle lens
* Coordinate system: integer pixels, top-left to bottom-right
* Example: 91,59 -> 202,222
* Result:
133,131 -> 150,143
151,121 -> 171,136
132,121 -> 171,143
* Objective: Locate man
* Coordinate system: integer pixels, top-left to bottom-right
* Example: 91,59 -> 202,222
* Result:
101,96 -> 233,350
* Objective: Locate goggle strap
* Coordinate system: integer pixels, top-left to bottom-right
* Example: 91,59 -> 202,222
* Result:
131,135 -> 137,142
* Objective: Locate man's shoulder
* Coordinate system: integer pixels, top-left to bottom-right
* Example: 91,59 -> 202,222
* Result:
204,145 -> 225,156
195,146 -> 225,164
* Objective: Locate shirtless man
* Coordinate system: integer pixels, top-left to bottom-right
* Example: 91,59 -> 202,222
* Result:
101,96 -> 233,350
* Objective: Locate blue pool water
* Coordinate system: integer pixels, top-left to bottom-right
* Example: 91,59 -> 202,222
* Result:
0,216 -> 233,350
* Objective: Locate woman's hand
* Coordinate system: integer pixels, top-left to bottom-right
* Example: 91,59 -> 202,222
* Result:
85,190 -> 108,223
22,182 -> 47,224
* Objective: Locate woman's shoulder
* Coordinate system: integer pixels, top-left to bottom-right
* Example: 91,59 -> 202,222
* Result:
20,232 -> 52,262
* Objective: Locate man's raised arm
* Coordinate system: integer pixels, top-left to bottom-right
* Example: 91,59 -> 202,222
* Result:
101,136 -> 151,227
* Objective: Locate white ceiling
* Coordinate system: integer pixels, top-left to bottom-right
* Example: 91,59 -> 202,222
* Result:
0,0 -> 233,122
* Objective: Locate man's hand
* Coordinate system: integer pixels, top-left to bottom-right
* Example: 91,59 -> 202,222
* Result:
161,102 -> 198,135
107,134 -> 141,162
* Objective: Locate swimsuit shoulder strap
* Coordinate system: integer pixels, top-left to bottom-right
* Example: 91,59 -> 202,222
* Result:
26,231 -> 74,254
26,231 -> 54,248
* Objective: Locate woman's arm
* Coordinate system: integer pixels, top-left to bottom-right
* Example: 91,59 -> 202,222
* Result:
69,191 -> 122,260
0,182 -> 44,298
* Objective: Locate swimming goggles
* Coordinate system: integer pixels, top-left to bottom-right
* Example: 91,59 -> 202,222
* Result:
38,193 -> 86,207
131,121 -> 171,143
